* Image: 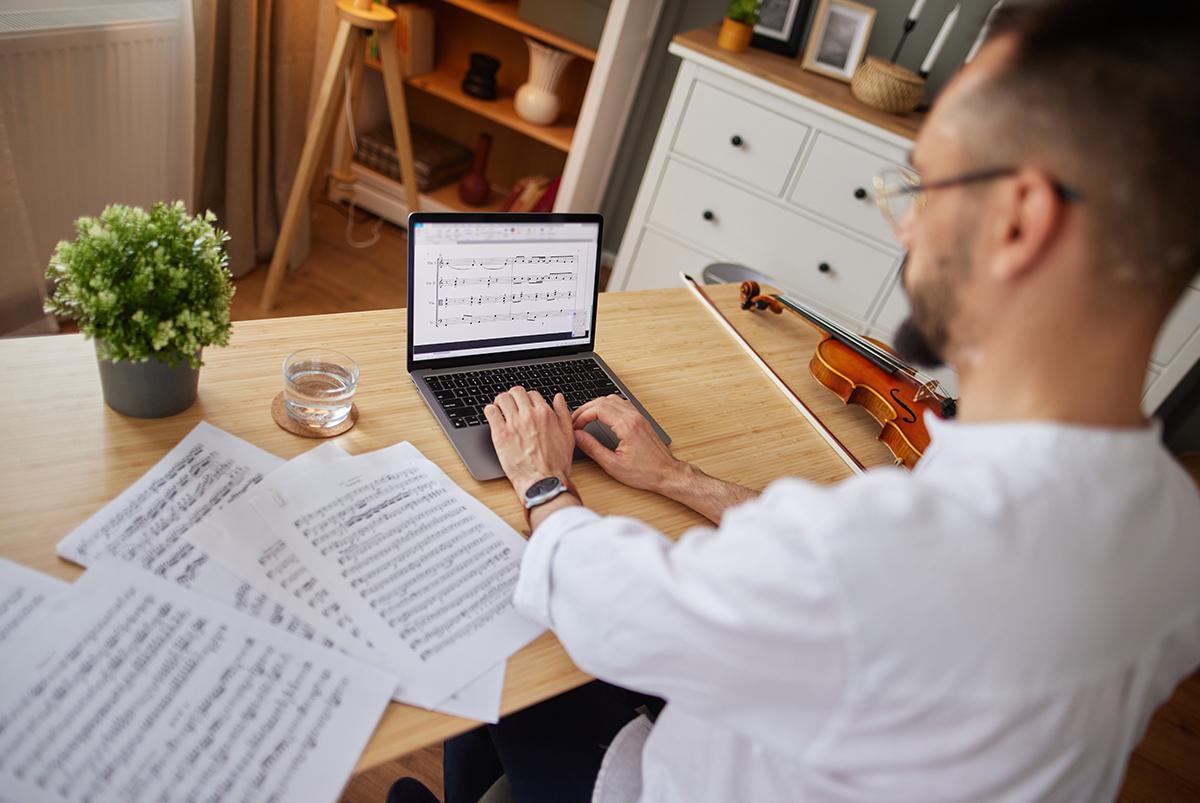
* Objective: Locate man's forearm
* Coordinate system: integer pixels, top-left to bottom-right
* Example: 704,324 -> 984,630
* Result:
657,462 -> 758,524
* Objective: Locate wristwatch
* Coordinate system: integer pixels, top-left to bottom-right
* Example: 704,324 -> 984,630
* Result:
523,476 -> 578,525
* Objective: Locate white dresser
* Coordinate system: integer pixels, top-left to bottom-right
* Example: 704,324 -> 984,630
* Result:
611,25 -> 1200,413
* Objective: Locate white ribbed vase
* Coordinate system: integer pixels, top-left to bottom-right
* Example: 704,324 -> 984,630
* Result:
515,38 -> 575,125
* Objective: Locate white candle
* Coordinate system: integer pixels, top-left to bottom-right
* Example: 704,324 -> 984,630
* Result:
920,4 -> 960,75
907,0 -> 928,22
965,1 -> 1004,63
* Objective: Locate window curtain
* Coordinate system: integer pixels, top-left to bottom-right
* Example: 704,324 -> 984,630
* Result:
192,0 -> 339,278
0,107 -> 56,336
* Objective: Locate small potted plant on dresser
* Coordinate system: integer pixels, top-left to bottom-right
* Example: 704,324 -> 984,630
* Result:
44,201 -> 234,418
718,0 -> 760,53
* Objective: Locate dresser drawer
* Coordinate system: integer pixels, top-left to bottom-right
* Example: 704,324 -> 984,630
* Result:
790,133 -> 905,245
649,159 -> 896,322
872,274 -> 910,333
673,81 -> 809,196
623,228 -> 718,291
1152,286 -> 1200,366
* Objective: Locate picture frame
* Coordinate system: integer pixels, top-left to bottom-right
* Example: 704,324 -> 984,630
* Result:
751,0 -> 814,57
801,0 -> 876,83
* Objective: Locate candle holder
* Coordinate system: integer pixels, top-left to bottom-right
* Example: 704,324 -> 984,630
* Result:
891,18 -> 917,63
851,57 -> 925,114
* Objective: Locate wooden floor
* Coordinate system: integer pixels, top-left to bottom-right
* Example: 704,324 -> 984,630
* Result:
154,204 -> 1200,801
231,202 -> 411,321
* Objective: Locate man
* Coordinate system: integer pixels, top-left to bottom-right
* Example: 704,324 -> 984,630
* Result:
400,1 -> 1200,800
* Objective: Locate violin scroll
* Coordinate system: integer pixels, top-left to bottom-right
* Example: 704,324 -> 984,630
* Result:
739,281 -> 783,314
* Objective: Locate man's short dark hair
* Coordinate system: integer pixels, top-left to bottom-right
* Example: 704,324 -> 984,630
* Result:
969,0 -> 1199,302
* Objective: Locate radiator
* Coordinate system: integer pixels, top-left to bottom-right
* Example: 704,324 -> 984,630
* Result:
0,1 -> 194,270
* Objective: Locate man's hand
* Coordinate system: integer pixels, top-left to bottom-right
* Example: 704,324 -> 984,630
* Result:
485,386 -> 576,498
572,395 -> 689,494
573,395 -> 758,523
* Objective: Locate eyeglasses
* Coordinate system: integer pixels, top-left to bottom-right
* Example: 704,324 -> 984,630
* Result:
873,166 -> 1084,236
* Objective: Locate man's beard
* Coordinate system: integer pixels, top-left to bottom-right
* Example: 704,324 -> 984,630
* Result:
894,315 -> 946,369
892,240 -> 970,370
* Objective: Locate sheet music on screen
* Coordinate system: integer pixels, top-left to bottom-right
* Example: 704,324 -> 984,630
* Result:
410,220 -> 599,362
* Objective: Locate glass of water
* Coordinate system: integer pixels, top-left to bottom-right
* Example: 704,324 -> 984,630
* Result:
282,348 -> 359,429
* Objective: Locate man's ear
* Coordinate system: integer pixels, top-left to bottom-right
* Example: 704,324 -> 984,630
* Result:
988,168 -> 1065,283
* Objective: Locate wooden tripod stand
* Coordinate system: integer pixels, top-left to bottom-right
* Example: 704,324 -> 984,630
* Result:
259,0 -> 420,312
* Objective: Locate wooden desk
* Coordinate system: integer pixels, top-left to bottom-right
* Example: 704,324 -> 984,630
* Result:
0,284 -> 893,774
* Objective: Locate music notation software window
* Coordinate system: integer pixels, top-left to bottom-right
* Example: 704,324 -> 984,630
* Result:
411,222 -> 599,362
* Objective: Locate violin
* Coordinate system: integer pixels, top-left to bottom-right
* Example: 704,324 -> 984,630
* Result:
739,280 -> 956,469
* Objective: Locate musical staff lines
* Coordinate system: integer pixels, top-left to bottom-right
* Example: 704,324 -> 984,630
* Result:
437,310 -> 575,326
437,290 -> 574,307
437,272 -> 575,289
433,253 -> 580,329
441,254 -> 574,271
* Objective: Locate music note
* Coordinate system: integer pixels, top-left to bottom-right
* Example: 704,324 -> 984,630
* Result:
433,251 -> 582,328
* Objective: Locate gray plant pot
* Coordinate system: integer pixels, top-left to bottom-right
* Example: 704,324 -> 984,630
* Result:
95,342 -> 201,418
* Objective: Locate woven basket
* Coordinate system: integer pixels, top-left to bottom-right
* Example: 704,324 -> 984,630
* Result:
851,57 -> 925,114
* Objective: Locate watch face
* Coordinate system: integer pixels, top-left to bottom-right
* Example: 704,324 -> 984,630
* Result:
525,476 -> 563,500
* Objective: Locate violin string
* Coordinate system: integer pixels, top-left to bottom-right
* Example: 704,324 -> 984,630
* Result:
774,295 -> 945,396
776,296 -> 907,371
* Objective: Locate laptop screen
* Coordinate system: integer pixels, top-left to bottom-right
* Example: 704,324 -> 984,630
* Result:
408,217 -> 601,366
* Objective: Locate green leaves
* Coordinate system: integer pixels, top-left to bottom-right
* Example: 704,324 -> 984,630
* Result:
726,0 -> 760,25
44,201 -> 234,369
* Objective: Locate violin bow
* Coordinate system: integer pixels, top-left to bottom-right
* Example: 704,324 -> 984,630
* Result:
681,273 -> 865,476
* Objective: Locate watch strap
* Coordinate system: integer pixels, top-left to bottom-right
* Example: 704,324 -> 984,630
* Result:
523,479 -> 581,528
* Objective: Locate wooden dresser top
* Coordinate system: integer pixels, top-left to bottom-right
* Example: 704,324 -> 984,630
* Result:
672,24 -> 926,141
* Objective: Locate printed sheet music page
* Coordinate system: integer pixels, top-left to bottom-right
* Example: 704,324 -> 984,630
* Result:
250,442 -> 544,709
187,442 -> 509,722
53,422 -> 340,645
0,558 -> 66,648
0,560 -> 394,803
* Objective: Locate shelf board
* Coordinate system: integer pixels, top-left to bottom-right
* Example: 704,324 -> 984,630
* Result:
365,59 -> 575,152
339,161 -> 508,217
439,0 -> 598,62
424,179 -> 508,213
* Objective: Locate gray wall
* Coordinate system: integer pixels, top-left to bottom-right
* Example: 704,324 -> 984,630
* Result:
600,0 -> 1011,253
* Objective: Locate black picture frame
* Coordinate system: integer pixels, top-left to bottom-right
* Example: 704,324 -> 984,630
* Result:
751,0 -> 814,56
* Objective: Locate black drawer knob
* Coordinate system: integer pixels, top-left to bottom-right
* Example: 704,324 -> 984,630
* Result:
853,187 -> 868,200
818,262 -> 831,273
730,135 -> 744,147
702,209 -> 715,221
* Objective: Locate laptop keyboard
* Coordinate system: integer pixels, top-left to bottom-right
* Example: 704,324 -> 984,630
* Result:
425,359 -> 626,428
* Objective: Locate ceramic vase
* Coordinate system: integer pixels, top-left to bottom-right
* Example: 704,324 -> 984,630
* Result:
95,341 -> 200,418
458,133 -> 493,206
515,38 -> 574,126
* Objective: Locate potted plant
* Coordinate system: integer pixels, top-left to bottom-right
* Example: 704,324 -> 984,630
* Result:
44,201 -> 234,418
719,0 -> 760,53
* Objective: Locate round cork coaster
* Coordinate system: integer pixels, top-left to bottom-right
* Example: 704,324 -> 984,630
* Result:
271,392 -> 358,438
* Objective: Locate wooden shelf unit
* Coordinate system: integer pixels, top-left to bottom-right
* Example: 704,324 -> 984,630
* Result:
438,0 -> 598,61
330,1 -> 659,221
364,58 -> 576,152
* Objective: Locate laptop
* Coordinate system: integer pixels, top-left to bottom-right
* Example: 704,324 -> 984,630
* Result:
406,212 -> 670,481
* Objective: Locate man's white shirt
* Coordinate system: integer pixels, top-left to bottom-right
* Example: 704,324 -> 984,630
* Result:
513,416 -> 1200,802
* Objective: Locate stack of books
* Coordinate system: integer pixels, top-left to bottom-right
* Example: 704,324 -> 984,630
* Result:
356,125 -> 473,192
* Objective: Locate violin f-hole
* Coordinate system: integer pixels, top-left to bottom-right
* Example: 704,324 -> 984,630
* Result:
890,388 -> 918,424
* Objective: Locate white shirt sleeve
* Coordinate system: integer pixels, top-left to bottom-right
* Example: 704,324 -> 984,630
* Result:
513,480 -> 853,752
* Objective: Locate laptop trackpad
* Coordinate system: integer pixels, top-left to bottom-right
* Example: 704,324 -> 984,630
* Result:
581,420 -> 619,452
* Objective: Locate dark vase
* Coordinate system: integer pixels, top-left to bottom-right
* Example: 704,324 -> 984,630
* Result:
461,52 -> 500,100
458,133 -> 493,207
95,341 -> 200,418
